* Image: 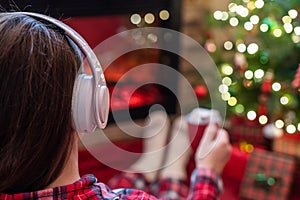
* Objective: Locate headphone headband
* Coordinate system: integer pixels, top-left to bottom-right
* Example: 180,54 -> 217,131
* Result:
16,12 -> 109,130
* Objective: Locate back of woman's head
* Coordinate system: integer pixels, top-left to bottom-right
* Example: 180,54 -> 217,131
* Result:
0,13 -> 81,193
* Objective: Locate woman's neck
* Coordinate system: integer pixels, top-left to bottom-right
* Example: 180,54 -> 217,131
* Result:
47,136 -> 81,188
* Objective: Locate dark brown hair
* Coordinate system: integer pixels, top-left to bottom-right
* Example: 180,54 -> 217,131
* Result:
0,13 -> 80,193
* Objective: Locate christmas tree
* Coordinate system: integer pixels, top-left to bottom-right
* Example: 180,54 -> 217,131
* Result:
201,0 -> 300,134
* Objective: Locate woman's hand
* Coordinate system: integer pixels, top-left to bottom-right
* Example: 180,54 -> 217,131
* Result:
195,124 -> 232,174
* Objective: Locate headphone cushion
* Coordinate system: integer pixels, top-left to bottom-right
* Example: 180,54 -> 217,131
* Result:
97,85 -> 110,128
72,74 -> 96,133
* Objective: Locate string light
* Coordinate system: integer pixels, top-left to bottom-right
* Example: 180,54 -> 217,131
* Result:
275,120 -> 284,129
224,41 -> 233,50
272,82 -> 281,91
288,9 -> 298,19
280,96 -> 289,105
244,70 -> 254,79
254,69 -> 264,79
221,64 -> 233,75
284,23 -> 293,34
247,43 -> 259,54
244,21 -> 254,31
228,97 -> 237,106
260,24 -> 269,32
236,5 -> 249,17
130,14 -> 142,25
286,124 -> 296,134
250,15 -> 260,24
159,10 -> 170,20
237,43 -> 247,53
208,1 -> 300,131
292,34 -> 300,43
222,77 -> 232,86
282,16 -> 292,24
219,84 -> 229,94
259,115 -> 268,125
222,12 -> 229,21
144,13 -> 155,24
214,10 -> 223,20
235,104 -> 245,114
255,0 -> 265,9
221,92 -> 231,101
247,2 -> 256,10
228,3 -> 237,13
273,29 -> 282,37
294,27 -> 300,36
230,17 -> 239,27
247,110 -> 257,120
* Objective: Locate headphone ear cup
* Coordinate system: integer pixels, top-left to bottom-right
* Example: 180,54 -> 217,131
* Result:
97,85 -> 110,128
72,74 -> 97,133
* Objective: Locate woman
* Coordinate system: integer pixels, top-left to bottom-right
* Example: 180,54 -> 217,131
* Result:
0,12 -> 231,199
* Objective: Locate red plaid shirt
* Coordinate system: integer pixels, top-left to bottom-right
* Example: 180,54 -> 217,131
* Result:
0,168 -> 222,200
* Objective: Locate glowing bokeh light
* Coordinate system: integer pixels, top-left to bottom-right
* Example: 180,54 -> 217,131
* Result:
159,10 -> 170,20
224,41 -> 234,50
222,64 -> 234,75
214,10 -> 223,20
280,96 -> 289,105
230,17 -> 239,26
130,14 -> 142,25
275,120 -> 284,129
244,21 -> 254,31
273,29 -> 282,37
228,97 -> 237,106
250,15 -> 260,24
144,13 -> 155,24
284,23 -> 293,34
255,0 -> 265,9
247,110 -> 257,120
259,115 -> 268,125
272,82 -> 281,91
237,43 -> 247,53
288,9 -> 298,19
254,69 -> 264,79
244,70 -> 254,79
286,124 -> 296,134
260,24 -> 269,32
247,43 -> 259,54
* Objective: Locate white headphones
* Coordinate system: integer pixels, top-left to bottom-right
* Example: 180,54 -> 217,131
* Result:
18,12 -> 110,133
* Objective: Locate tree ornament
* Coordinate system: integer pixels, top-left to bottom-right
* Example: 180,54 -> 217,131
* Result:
261,70 -> 274,94
292,64 -> 300,90
194,85 -> 208,98
234,53 -> 248,74
258,70 -> 274,116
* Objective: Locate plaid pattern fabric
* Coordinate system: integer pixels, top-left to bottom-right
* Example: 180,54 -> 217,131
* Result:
239,149 -> 296,200
151,178 -> 189,199
273,134 -> 300,157
229,116 -> 270,148
1,168 -> 221,200
109,168 -> 222,200
272,134 -> 300,197
108,173 -> 150,193
187,168 -> 222,200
